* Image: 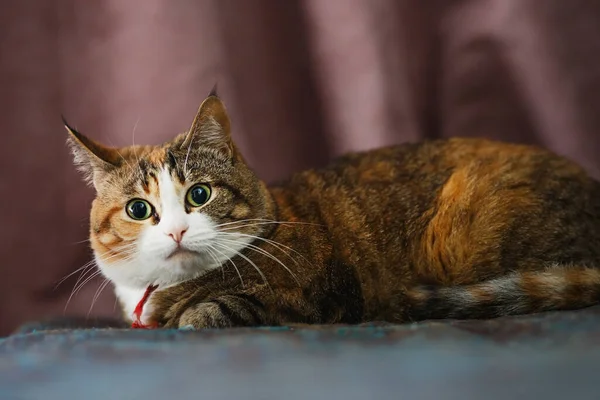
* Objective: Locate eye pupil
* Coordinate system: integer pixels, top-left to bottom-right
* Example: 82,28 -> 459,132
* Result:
191,187 -> 208,204
187,184 -> 211,207
126,200 -> 152,220
131,202 -> 147,218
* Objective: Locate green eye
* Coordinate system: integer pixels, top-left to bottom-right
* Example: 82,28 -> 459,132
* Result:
126,199 -> 153,220
186,184 -> 212,207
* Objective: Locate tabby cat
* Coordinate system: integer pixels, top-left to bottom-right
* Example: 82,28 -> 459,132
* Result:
66,90 -> 600,329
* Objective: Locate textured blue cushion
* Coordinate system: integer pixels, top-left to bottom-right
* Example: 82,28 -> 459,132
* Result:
2,308 -> 600,400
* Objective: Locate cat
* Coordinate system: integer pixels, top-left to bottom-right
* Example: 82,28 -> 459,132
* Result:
66,90 -> 600,329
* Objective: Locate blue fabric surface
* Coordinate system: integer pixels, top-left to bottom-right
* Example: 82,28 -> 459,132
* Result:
2,308 -> 600,400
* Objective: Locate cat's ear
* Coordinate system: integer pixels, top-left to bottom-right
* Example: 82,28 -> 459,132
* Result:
180,87 -> 233,160
63,117 -> 121,188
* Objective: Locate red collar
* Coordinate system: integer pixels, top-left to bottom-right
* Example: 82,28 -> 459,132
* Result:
131,284 -> 159,329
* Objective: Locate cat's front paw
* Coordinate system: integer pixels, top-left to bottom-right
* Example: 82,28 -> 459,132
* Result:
178,294 -> 267,329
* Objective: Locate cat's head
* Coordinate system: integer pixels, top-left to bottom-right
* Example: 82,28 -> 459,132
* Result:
67,93 -> 274,290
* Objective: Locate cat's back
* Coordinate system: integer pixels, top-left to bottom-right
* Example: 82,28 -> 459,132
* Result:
318,136 -> 589,187
273,137 -> 596,219
270,137 -> 600,283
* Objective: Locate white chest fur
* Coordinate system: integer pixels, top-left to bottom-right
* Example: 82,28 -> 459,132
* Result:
115,285 -> 155,324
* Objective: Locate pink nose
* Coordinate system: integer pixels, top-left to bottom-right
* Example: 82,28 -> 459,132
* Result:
166,227 -> 188,243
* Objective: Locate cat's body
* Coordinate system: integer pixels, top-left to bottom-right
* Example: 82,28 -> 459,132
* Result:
67,93 -> 600,329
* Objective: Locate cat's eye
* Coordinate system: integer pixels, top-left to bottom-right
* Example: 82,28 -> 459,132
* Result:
126,199 -> 153,220
186,184 -> 212,207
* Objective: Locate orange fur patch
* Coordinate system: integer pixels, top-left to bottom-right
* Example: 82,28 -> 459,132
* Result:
417,158 -> 540,285
419,167 -> 473,284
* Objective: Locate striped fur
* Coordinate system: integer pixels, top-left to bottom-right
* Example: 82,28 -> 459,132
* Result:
408,265 -> 600,320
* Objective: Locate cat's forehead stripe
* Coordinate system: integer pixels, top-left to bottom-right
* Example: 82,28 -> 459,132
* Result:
166,152 -> 186,183
134,146 -> 177,193
166,150 -> 177,171
137,147 -> 186,184
146,171 -> 160,198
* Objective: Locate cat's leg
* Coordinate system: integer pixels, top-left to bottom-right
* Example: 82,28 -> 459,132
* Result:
152,258 -> 363,329
176,293 -> 271,329
164,289 -> 312,329
160,284 -> 358,329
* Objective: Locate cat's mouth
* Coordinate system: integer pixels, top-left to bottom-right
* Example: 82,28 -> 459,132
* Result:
166,247 -> 201,260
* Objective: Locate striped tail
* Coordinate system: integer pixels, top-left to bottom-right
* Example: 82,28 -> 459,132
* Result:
407,264 -> 600,321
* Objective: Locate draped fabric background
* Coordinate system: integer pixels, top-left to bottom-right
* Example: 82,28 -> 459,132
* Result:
2,0 -> 600,334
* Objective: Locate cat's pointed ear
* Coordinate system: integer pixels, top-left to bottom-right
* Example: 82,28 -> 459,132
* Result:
63,117 -> 121,187
180,88 -> 233,160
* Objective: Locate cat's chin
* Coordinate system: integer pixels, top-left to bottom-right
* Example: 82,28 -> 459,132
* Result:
166,247 -> 202,260
146,256 -> 217,288
96,253 -> 217,292
110,269 -> 207,292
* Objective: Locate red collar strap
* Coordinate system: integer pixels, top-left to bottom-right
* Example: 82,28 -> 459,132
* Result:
131,284 -> 159,329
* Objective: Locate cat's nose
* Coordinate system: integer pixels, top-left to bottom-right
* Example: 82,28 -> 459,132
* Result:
165,226 -> 188,244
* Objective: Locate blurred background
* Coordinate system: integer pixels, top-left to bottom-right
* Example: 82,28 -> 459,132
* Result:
2,0 -> 600,335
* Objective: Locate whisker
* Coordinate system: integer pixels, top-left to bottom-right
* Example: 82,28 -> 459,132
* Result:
183,129 -> 194,176
63,270 -> 102,314
116,149 -> 134,174
106,137 -> 135,176
54,261 -> 95,290
68,261 -> 99,296
214,218 -> 276,228
217,222 -> 322,236
97,177 -> 123,195
218,231 -> 310,267
212,242 -> 272,292
87,278 -> 111,318
69,238 -> 91,245
215,218 -> 323,229
207,244 -> 245,288
217,237 -> 300,285
202,245 -> 225,281
62,246 -> 138,313
72,269 -> 102,298
91,243 -> 139,262
132,116 -> 140,147
131,117 -> 145,180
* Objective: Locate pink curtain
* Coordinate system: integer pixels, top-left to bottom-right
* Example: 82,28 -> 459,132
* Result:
2,0 -> 600,334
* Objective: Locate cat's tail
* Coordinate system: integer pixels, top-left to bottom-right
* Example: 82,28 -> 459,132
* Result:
407,264 -> 600,320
